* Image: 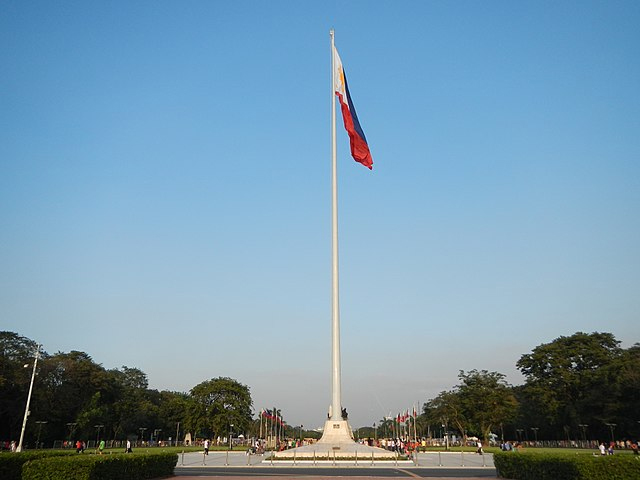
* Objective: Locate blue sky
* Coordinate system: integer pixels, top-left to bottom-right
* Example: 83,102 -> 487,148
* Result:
1,0 -> 639,430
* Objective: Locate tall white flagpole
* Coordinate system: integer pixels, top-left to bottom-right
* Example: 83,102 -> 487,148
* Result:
329,29 -> 342,422
17,344 -> 40,452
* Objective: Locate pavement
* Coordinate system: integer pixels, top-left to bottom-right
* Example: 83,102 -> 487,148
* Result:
171,450 -> 498,478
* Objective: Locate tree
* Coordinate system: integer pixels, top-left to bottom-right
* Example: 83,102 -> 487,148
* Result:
0,332 -> 41,440
186,377 -> 253,440
424,390 -> 468,446
456,370 -> 518,443
41,351 -> 117,437
424,371 -> 518,445
516,331 -> 624,440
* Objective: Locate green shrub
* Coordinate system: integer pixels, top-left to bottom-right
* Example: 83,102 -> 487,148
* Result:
22,453 -> 178,480
0,451 -> 74,480
495,451 -> 640,480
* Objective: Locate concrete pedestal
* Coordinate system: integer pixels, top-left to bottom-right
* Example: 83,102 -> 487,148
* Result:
272,419 -> 392,459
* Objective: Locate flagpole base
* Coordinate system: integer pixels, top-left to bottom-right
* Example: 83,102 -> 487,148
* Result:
271,419 -> 393,459
317,419 -> 354,445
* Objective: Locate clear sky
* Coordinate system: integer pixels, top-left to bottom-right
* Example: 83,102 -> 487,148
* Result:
2,1 -> 639,430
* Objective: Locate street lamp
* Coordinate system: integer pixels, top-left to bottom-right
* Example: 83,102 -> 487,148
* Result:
94,424 -> 104,447
299,425 -> 303,442
516,429 -> 524,442
66,422 -> 78,444
229,424 -> 234,450
17,344 -> 41,452
153,429 -> 162,445
604,423 -> 616,443
531,427 -> 539,443
139,428 -> 147,446
35,421 -> 47,449
578,424 -> 588,444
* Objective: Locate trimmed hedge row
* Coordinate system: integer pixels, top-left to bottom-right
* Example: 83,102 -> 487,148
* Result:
0,451 -> 74,480
495,451 -> 640,480
22,453 -> 178,480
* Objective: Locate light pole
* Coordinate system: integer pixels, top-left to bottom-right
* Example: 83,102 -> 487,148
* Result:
578,424 -> 588,444
516,429 -> 524,442
94,424 -> 104,447
229,424 -> 234,450
35,421 -> 47,449
299,425 -> 303,442
175,422 -> 180,447
374,422 -> 377,441
139,427 -> 147,446
66,422 -> 77,444
604,423 -> 616,443
153,429 -> 162,445
531,427 -> 539,444
17,344 -> 41,452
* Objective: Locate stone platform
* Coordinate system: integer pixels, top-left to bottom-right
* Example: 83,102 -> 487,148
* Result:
273,420 -> 392,459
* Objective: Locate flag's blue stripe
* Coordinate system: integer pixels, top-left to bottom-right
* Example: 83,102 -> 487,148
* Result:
342,70 -> 368,145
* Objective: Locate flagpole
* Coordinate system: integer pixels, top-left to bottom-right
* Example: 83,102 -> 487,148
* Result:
329,29 -> 342,423
17,344 -> 40,452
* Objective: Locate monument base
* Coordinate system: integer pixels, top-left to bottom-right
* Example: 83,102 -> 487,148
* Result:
272,419 -> 393,459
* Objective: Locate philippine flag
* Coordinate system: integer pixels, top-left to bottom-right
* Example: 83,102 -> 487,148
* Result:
333,46 -> 373,170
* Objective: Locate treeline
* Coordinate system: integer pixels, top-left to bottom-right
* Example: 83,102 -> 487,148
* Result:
0,331 -> 253,447
420,332 -> 639,443
2,331 -> 638,448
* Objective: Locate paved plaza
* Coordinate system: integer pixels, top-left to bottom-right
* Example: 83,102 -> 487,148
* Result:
174,449 -> 496,472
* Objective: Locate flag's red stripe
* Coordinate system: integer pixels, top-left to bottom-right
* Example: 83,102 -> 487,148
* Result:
336,92 -> 373,169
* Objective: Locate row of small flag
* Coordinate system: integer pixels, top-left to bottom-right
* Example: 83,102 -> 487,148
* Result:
260,408 -> 285,426
394,407 -> 418,424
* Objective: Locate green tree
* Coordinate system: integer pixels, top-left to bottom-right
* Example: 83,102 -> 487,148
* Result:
516,331 -> 623,440
186,377 -> 253,440
424,371 -> 518,445
0,332 -> 41,440
39,350 -> 117,441
424,390 -> 468,445
457,370 -> 518,443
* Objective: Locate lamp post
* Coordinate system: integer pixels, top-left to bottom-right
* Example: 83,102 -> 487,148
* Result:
578,424 -> 588,444
299,425 -> 303,442
139,428 -> 147,446
175,422 -> 180,447
374,422 -> 377,441
35,421 -> 47,449
604,423 -> 616,443
531,427 -> 539,444
94,424 -> 104,447
66,422 -> 77,445
17,344 -> 40,452
153,429 -> 162,445
229,424 -> 234,450
516,429 -> 524,442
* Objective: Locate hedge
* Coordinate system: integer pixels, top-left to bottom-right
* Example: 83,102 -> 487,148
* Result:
21,453 -> 177,480
0,451 -> 74,480
495,451 -> 640,480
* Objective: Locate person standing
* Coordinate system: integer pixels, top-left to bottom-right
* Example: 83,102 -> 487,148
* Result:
204,438 -> 209,455
126,439 -> 132,453
98,439 -> 105,454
